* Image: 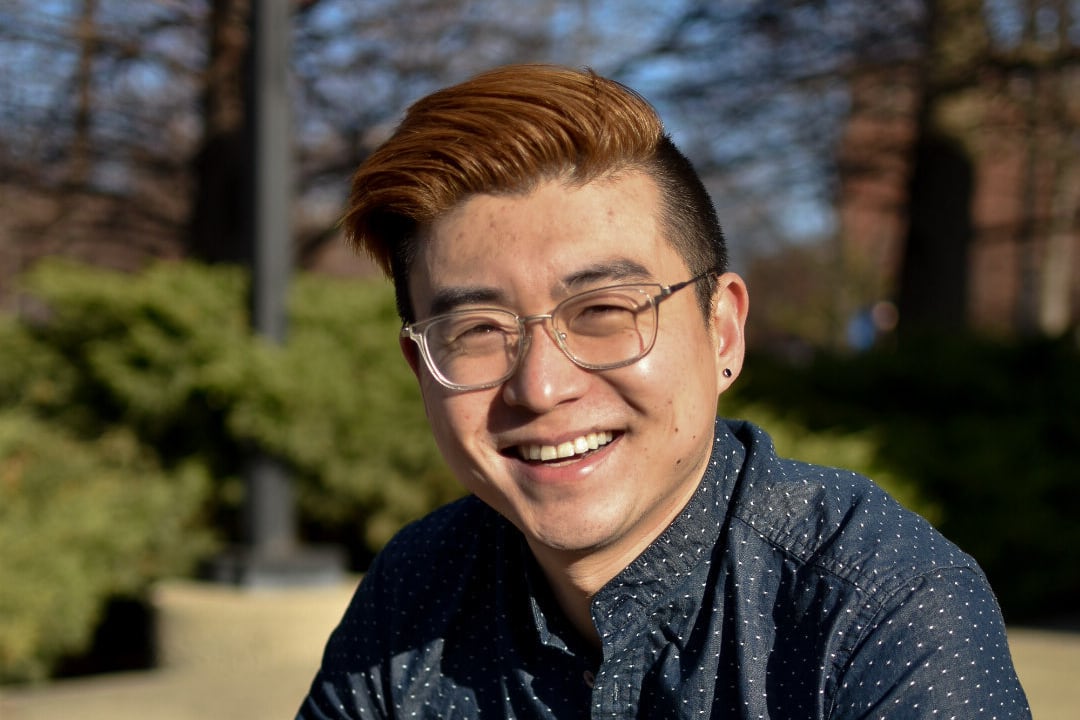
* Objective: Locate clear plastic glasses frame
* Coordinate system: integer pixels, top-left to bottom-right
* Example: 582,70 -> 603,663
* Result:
401,269 -> 717,391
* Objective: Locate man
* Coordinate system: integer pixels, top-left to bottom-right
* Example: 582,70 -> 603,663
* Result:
298,65 -> 1030,719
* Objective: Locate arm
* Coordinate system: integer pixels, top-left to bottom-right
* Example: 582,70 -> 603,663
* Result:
830,567 -> 1031,719
298,666 -> 391,720
296,558 -> 394,720
298,671 -> 388,720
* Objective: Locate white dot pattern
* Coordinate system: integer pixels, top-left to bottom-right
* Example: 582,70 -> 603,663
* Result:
297,419 -> 1031,719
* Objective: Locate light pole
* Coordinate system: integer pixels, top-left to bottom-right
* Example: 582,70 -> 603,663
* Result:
214,0 -> 342,587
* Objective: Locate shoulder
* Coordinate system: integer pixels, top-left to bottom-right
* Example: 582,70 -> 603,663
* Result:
359,494 -> 510,611
722,419 -> 980,597
718,422 -> 1030,715
317,496 -> 510,667
375,494 -> 504,572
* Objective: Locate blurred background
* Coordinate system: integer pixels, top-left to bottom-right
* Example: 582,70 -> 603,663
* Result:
1,0 -> 1078,693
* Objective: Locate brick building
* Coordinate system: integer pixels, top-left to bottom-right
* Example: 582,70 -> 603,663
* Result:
837,62 -> 1080,339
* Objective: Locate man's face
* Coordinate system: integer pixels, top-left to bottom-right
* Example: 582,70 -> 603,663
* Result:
403,171 -> 746,566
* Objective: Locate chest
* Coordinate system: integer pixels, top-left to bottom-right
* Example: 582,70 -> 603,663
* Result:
388,553 -> 852,719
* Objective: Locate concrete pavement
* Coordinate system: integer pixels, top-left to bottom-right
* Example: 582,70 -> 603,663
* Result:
0,580 -> 347,720
1,579 -> 1077,719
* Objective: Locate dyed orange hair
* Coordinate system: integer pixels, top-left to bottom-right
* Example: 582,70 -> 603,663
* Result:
344,64 -> 726,321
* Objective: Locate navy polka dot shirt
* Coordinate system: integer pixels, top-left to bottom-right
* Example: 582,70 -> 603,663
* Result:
298,419 -> 1031,718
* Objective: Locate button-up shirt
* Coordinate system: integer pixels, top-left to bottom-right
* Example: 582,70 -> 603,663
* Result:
298,419 -> 1030,718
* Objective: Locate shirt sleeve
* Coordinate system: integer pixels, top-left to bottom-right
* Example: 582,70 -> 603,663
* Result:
297,670 -> 387,720
295,557 -> 394,720
829,566 -> 1031,719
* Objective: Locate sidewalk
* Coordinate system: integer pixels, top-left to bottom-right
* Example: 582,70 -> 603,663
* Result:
0,580 -> 349,720
1,579 -> 1077,719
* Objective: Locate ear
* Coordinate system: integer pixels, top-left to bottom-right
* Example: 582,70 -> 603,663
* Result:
708,272 -> 749,390
400,334 -> 423,380
400,334 -> 438,422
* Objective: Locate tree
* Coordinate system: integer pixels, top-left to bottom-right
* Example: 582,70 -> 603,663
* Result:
621,0 -> 1080,342
188,0 -> 252,264
607,1 -> 928,346
895,0 -> 987,337
894,0 -> 1080,339
0,0 -> 581,294
2,1 -> 1075,339
0,0 -> 203,304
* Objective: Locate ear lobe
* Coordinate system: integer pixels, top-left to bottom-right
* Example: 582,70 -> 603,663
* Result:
709,272 -> 749,387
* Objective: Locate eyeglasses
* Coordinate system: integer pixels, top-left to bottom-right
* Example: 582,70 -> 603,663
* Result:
401,269 -> 717,391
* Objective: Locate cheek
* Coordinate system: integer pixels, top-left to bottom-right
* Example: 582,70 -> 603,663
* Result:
632,330 -> 720,425
421,388 -> 487,455
641,324 -> 717,389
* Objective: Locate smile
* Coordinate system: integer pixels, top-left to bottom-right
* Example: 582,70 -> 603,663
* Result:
518,431 -> 615,462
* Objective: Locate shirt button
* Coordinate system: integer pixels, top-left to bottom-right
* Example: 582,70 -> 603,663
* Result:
583,669 -> 596,688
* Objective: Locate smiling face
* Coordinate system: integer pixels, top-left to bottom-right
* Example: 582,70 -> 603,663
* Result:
402,171 -> 747,572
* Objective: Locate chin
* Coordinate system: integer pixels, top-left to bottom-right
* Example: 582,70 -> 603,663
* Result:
523,508 -> 629,553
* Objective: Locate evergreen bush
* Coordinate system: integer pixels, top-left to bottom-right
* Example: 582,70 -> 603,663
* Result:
0,259 -> 456,680
0,411 -> 211,683
9,258 -> 459,557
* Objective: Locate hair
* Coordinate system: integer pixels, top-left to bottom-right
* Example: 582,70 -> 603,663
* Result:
343,64 -> 728,322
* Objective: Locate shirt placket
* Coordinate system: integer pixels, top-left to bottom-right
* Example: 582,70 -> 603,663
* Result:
590,642 -> 645,719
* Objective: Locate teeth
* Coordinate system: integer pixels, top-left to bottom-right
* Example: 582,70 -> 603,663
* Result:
521,431 -> 614,462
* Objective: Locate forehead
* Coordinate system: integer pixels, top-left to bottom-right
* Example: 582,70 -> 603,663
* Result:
409,173 -> 686,314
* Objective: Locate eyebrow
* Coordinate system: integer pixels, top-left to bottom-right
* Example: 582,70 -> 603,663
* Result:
425,258 -> 655,317
560,258 -> 653,290
428,286 -> 507,317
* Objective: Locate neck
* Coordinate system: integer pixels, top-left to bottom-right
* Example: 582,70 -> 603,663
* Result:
527,544 -> 623,650
524,435 -> 716,650
525,478 -> 702,651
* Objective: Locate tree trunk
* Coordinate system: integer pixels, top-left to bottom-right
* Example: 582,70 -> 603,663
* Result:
896,0 -> 988,339
70,0 -> 100,188
898,133 -> 974,334
188,0 -> 254,264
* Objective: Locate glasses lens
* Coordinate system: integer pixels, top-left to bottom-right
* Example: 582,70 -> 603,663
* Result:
423,310 -> 520,387
556,286 -> 656,368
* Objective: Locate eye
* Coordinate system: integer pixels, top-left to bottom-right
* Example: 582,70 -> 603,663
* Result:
567,297 -> 641,336
434,313 -> 516,350
456,322 -> 505,340
579,301 -> 634,317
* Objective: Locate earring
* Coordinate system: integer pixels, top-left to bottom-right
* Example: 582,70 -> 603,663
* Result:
723,368 -> 733,378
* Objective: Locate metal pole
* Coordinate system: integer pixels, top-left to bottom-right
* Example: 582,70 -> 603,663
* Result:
214,0 -> 341,587
245,0 -> 297,563
251,0 -> 291,347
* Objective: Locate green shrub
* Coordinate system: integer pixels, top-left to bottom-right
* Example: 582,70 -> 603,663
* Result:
8,258 -> 458,555
231,273 -> 460,550
0,411 -> 212,683
1,258 -> 461,680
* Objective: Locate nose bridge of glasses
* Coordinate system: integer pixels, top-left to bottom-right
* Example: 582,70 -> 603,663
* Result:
516,311 -> 577,363
520,311 -> 555,330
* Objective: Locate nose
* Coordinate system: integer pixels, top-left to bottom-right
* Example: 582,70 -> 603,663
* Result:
500,317 -> 589,412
